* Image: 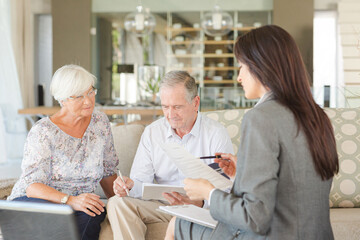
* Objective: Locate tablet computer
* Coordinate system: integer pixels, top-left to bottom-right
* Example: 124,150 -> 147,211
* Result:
0,200 -> 79,240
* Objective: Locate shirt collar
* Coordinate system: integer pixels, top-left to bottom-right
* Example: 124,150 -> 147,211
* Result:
165,113 -> 201,139
254,91 -> 273,108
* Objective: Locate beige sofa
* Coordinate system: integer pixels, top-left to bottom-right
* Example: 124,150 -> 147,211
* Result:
1,108 -> 360,239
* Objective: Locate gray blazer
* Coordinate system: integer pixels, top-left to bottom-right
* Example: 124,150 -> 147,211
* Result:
209,98 -> 334,240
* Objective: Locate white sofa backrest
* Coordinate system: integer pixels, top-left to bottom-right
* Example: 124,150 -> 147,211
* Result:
95,124 -> 145,198
112,124 -> 145,176
202,109 -> 248,154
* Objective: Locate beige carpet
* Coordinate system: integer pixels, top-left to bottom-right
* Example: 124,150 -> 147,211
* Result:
0,178 -> 17,200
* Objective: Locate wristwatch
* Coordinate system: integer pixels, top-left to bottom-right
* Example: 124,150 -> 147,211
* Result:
60,194 -> 70,204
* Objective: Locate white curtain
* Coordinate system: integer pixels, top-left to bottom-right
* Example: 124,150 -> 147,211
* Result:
124,33 -> 168,68
153,33 -> 167,68
10,0 -> 35,109
0,0 -> 26,160
125,32 -> 143,65
0,108 -> 6,163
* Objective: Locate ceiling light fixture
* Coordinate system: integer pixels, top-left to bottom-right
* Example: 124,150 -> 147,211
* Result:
201,3 -> 233,37
124,3 -> 156,37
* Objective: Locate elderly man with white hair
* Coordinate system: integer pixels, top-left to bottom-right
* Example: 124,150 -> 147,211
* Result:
8,64 -> 119,240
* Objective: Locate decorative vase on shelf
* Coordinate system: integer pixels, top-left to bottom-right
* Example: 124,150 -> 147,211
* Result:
138,65 -> 165,105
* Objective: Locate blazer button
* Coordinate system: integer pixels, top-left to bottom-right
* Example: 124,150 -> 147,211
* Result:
236,230 -> 241,236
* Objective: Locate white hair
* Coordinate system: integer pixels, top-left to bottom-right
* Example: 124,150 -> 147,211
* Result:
159,71 -> 198,103
50,64 -> 96,103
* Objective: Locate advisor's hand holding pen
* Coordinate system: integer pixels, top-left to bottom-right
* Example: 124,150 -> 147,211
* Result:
214,153 -> 237,179
113,174 -> 134,197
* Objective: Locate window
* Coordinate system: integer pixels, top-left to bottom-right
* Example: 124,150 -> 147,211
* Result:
313,11 -> 339,107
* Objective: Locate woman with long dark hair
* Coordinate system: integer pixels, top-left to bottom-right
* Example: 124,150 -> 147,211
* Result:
165,25 -> 339,240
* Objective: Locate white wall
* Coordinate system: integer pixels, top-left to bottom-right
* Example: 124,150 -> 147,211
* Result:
92,0 -> 273,12
35,14 -> 53,107
315,0 -> 342,10
313,11 -> 338,107
93,0 -> 348,12
338,0 -> 360,107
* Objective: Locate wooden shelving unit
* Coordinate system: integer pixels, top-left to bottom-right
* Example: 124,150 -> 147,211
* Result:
167,53 -> 234,58
203,53 -> 234,58
167,40 -> 235,45
167,27 -> 201,32
203,66 -> 238,71
166,11 -> 270,87
200,80 -> 236,84
168,66 -> 238,71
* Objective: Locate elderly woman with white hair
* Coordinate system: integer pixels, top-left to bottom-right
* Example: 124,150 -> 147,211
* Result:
8,64 -> 119,240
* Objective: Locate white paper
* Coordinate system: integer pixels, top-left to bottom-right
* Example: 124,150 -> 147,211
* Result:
142,183 -> 186,201
160,142 -> 233,190
158,205 -> 217,229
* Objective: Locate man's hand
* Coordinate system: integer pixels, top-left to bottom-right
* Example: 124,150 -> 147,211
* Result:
214,152 -> 237,179
67,193 -> 105,217
162,191 -> 204,207
183,178 -> 215,201
113,175 -> 134,197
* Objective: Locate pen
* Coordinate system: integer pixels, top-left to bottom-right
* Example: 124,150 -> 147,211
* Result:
199,155 -> 231,162
118,170 -> 130,196
199,155 -> 221,159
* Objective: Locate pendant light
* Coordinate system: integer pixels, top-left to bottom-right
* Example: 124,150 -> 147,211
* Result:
124,2 -> 156,37
201,3 -> 233,37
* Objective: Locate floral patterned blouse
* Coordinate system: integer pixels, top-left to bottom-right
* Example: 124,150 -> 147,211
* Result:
8,109 -> 119,200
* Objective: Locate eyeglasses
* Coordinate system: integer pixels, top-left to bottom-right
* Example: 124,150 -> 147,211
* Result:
68,88 -> 97,103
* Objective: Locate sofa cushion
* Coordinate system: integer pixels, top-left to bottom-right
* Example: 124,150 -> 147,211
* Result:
94,124 -> 145,198
325,109 -> 360,208
202,109 -> 248,154
111,124 -> 145,176
330,208 -> 360,239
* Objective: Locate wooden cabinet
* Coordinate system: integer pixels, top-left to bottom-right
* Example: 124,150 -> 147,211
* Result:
166,11 -> 271,87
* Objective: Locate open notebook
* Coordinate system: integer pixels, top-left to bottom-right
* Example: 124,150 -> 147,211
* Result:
158,205 -> 218,229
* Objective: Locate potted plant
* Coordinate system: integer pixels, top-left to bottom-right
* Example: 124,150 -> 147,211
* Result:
138,65 -> 164,105
145,75 -> 161,103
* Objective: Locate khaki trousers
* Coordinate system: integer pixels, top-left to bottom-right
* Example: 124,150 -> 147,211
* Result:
107,196 -> 172,240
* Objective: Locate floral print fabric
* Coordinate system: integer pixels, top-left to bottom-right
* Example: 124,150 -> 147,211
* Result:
8,109 -> 119,200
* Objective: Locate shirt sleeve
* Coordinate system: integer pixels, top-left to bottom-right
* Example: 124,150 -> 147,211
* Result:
211,125 -> 235,155
102,115 -> 119,178
22,123 -> 53,191
129,126 -> 155,198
